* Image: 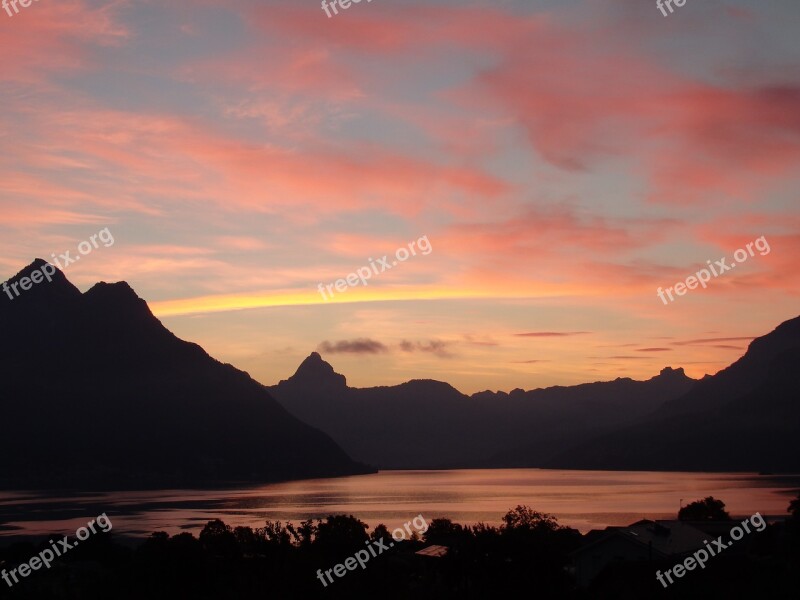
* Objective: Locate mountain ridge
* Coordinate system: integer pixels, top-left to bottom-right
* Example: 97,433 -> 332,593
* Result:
547,314 -> 800,471
270,315 -> 800,472
268,354 -> 697,469
0,260 -> 371,489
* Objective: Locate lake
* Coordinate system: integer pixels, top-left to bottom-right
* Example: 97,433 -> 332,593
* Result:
1,469 -> 797,540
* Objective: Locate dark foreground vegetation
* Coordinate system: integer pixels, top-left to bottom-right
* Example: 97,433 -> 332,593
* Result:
1,499 -> 799,600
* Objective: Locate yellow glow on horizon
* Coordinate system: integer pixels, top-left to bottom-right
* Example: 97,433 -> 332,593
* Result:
149,283 -> 588,317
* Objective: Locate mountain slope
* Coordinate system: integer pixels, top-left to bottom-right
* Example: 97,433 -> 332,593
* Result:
547,315 -> 800,471
483,367 -> 697,467
0,260 -> 370,488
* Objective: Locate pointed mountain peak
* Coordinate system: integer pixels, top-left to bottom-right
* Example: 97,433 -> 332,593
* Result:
305,351 -> 324,363
8,258 -> 73,285
286,352 -> 347,388
1,259 -> 81,306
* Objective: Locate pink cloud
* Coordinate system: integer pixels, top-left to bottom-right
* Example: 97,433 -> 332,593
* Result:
0,0 -> 128,82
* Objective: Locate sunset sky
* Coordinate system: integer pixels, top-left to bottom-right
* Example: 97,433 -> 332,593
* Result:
1,0 -> 798,393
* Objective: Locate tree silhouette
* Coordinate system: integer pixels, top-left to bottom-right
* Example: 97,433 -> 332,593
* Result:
501,505 -> 560,533
423,518 -> 468,546
314,514 -> 369,553
678,496 -> 731,521
199,519 -> 240,558
789,491 -> 800,520
290,518 -> 317,547
371,523 -> 391,542
233,526 -> 257,554
258,520 -> 294,547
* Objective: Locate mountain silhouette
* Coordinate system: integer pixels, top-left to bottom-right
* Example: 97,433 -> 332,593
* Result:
481,366 -> 697,468
282,351 -> 347,391
547,315 -> 800,471
0,260 -> 371,488
268,356 -> 696,469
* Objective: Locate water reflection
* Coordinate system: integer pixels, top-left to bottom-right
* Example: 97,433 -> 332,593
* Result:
0,469 -> 796,539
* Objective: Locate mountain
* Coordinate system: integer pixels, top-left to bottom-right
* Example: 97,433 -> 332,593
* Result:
272,353 -> 477,467
287,352 -> 347,391
268,354 -> 696,469
547,315 -> 800,471
482,366 -> 697,467
0,260 -> 371,488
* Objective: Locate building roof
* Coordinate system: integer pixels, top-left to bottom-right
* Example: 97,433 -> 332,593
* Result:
574,520 -> 709,558
415,545 -> 449,558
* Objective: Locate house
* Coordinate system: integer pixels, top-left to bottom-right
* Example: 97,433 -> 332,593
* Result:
571,519 -> 708,587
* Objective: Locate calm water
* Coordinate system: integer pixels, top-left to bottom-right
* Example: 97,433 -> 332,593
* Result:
1,469 -> 797,540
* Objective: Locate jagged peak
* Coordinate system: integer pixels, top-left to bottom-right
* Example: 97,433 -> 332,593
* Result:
639,366 -> 692,384
287,352 -> 347,388
659,366 -> 686,377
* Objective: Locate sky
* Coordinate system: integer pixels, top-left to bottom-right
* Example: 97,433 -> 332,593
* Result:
0,0 -> 798,394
